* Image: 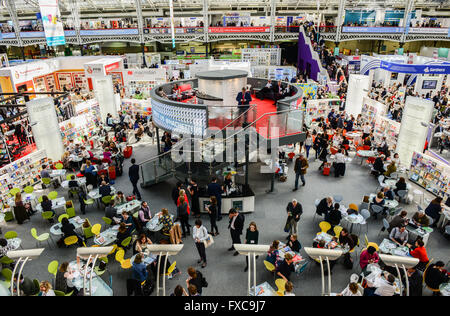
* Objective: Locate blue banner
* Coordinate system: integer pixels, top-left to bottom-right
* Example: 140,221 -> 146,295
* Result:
380,60 -> 450,74
342,26 -> 404,33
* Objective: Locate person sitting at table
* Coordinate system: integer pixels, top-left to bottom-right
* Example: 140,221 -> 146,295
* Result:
121,209 -> 136,232
138,201 -> 152,230
80,146 -> 90,163
40,164 -> 50,179
338,228 -> 356,251
104,201 -> 117,221
13,273 -> 36,296
158,208 -> 174,240
359,246 -> 380,274
372,155 -> 386,177
40,195 -> 55,220
363,273 -> 396,296
384,161 -> 397,178
97,173 -> 110,187
114,191 -> 126,206
0,238 -> 15,258
406,266 -> 423,297
60,217 -> 84,247
131,253 -> 148,284
325,203 -> 342,228
394,177 -> 407,196
389,225 -> 409,246
412,210 -> 430,227
371,192 -> 386,218
116,222 -> 131,246
391,153 -> 400,166
388,210 -> 408,233
316,197 -> 333,218
38,281 -> 55,296
276,253 -> 295,282
84,160 -> 97,187
266,240 -> 281,267
14,192 -> 33,222
134,233 -> 152,255
287,234 -> 301,253
425,197 -> 443,227
409,239 -> 429,271
425,261 -> 449,295
99,181 -> 112,198
381,186 -> 395,201
61,151 -> 71,170
68,175 -> 79,189
337,282 -> 362,296
363,136 -> 372,147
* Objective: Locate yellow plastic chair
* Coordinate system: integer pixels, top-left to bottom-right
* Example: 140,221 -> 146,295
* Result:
48,261 -> 59,278
24,186 -> 34,194
64,236 -> 78,247
263,260 -> 275,274
334,225 -> 343,238
367,242 -> 379,251
58,214 -> 69,223
55,163 -> 63,170
108,244 -> 118,256
48,191 -> 58,200
9,188 -> 20,197
318,221 -> 331,234
91,224 -> 101,236
66,174 -> 75,181
348,203 -> 358,212
364,234 -> 369,248
165,261 -> 177,277
115,248 -> 132,269
275,278 -> 286,296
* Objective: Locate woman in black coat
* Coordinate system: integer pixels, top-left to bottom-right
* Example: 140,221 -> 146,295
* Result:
425,197 -> 443,227
205,196 -> 218,236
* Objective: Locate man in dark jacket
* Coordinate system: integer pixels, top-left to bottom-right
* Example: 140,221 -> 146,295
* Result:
286,199 -> 303,235
228,208 -> 244,256
207,177 -> 223,221
129,158 -> 142,200
293,153 -> 308,191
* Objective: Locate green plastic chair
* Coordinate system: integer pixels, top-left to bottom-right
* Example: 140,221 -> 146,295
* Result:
30,228 -> 51,248
0,256 -> 13,265
66,174 -> 75,181
83,198 -> 95,211
83,221 -> 94,239
101,195 -> 112,205
23,186 -> 34,194
32,279 -> 40,295
0,268 -> 12,288
55,163 -> 63,170
4,211 -> 14,222
66,207 -> 76,218
48,261 -> 59,279
54,290 -> 66,296
42,211 -> 55,222
58,214 -> 69,223
9,188 -> 20,197
4,231 -> 18,240
48,191 -> 58,200
120,236 -> 132,249
38,196 -> 43,203
42,178 -> 52,186
102,217 -> 112,225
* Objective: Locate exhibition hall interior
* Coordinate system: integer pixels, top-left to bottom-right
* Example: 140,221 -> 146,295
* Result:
0,0 -> 449,297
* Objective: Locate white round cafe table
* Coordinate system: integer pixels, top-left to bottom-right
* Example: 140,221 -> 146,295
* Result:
440,283 -> 450,296
0,283 -> 10,296
8,237 -> 22,250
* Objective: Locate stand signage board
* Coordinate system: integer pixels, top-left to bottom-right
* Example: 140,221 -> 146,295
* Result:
396,97 -> 434,167
38,0 -> 66,46
209,27 -> 270,33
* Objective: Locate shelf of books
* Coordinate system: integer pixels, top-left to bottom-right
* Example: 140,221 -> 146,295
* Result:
362,97 -> 386,126
0,149 -> 48,204
374,116 -> 401,150
60,99 -> 101,143
306,99 -> 341,120
409,151 -> 450,200
121,98 -> 152,116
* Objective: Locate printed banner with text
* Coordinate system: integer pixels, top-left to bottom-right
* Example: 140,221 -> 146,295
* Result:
38,0 -> 66,46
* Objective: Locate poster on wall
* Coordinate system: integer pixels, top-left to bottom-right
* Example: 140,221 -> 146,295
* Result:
0,54 -> 9,68
295,83 -> 318,99
38,0 -> 66,46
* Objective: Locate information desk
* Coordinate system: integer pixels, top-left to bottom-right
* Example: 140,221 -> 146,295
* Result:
199,184 -> 255,214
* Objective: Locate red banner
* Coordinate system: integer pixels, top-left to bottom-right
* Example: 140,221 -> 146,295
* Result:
209,27 -> 270,33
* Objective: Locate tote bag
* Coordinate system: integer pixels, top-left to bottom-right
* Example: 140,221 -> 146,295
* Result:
203,234 -> 214,248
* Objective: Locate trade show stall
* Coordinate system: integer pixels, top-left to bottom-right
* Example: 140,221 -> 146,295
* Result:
361,96 -> 387,126
122,68 -> 167,99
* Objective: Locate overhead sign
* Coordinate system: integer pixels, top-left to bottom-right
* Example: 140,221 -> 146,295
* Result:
342,26 -> 404,33
209,27 -> 270,33
38,0 -> 66,46
379,60 -> 450,74
84,58 -> 122,77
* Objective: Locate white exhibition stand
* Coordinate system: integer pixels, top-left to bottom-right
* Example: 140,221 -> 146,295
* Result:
345,74 -> 370,117
26,97 -> 64,160
92,76 -> 119,122
396,96 -> 434,167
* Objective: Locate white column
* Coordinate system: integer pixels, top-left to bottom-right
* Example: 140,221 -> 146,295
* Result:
92,76 -> 119,123
345,74 -> 370,117
396,96 -> 434,167
26,97 -> 64,160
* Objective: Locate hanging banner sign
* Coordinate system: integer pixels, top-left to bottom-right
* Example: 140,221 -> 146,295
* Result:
38,0 -> 66,46
379,60 -> 450,74
209,27 -> 271,33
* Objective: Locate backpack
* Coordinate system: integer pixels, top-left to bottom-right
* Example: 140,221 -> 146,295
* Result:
142,279 -> 155,296
197,271 -> 208,288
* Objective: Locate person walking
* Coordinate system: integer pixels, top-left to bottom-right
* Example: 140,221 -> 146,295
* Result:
244,222 -> 259,272
128,158 -> 142,200
228,208 -> 245,256
207,177 -> 223,221
193,220 -> 208,268
285,199 -> 303,236
205,196 -> 219,236
293,153 -> 309,191
177,196 -> 190,238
